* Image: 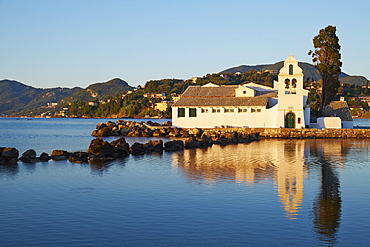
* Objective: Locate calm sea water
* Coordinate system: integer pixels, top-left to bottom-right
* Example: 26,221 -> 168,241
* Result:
1,118 -> 370,246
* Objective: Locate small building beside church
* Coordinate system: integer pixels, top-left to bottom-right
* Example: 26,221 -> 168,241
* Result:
172,55 -> 311,128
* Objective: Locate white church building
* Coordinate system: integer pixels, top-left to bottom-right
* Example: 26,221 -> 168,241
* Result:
172,55 -> 311,128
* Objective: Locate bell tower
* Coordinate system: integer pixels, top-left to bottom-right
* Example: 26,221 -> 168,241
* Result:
278,54 -> 304,96
276,55 -> 309,128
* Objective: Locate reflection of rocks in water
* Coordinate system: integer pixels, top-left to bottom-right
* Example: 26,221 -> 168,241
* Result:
89,157 -> 127,176
0,163 -> 19,178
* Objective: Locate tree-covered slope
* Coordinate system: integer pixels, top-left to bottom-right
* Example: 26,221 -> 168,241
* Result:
63,78 -> 133,103
0,78 -> 133,116
222,61 -> 351,82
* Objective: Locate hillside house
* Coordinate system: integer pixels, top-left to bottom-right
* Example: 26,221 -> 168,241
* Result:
172,55 -> 311,128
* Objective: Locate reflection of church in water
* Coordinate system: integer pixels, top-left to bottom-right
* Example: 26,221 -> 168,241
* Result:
170,140 -> 349,220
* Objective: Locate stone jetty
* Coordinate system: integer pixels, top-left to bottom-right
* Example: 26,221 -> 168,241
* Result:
91,119 -> 370,139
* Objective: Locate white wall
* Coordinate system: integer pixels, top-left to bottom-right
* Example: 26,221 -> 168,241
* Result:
172,106 -> 279,128
317,117 -> 341,129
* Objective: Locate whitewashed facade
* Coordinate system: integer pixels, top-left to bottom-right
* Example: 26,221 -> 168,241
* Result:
172,55 -> 311,128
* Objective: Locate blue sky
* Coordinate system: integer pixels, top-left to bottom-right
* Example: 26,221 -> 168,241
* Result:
1,0 -> 369,88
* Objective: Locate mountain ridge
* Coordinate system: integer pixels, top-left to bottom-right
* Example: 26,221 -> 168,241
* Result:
0,78 -> 133,116
221,61 -> 352,82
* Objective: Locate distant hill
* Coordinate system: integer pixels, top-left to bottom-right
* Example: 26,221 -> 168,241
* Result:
62,78 -> 133,103
222,61 -> 352,82
0,79 -> 81,115
0,78 -> 134,116
339,75 -> 368,86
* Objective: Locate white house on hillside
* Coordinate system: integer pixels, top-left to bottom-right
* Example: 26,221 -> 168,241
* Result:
172,55 -> 311,128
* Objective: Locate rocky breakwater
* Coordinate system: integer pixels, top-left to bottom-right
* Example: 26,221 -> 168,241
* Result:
1,121 -> 261,166
91,120 -> 202,138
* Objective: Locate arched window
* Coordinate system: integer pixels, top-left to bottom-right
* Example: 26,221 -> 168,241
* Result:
289,64 -> 293,75
292,78 -> 297,88
285,79 -> 290,89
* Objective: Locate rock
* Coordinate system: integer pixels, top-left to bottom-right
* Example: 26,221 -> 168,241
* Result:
141,130 -> 153,137
96,122 -> 108,130
0,147 -> 5,155
110,138 -> 130,156
39,152 -> 50,162
144,140 -> 163,152
69,152 -> 89,163
131,142 -> 146,155
0,147 -> 19,165
2,147 -> 19,159
51,150 -> 70,156
164,140 -> 184,151
185,137 -> 200,149
105,121 -> 116,128
92,126 -> 112,137
87,138 -> 129,158
51,150 -> 71,161
19,149 -> 37,163
52,155 -> 68,161
22,149 -> 37,158
88,139 -> 115,156
119,128 -> 130,136
189,128 -> 203,136
213,135 -> 230,145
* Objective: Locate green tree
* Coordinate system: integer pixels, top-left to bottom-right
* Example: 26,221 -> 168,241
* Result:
308,25 -> 342,115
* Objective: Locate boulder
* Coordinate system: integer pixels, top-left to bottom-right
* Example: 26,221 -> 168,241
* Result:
2,147 -> 19,159
52,155 -> 68,161
119,128 -> 130,136
69,152 -> 89,163
20,149 -> 37,163
92,126 -> 112,137
164,140 -> 184,151
51,150 -> 71,161
105,121 -> 116,128
185,137 -> 200,149
39,152 -> 50,162
22,149 -> 37,158
188,128 -> 203,137
51,150 -> 70,156
88,138 -> 116,156
197,136 -> 213,147
144,140 -> 163,152
131,142 -> 146,155
96,122 -> 107,130
0,147 -> 19,165
110,138 -> 130,156
88,138 -> 129,158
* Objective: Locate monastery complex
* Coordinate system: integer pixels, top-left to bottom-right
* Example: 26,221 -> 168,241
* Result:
172,55 -> 353,129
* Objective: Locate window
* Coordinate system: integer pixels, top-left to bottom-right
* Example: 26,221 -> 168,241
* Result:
201,108 -> 208,113
238,108 -> 247,113
289,64 -> 293,75
251,108 -> 261,113
292,78 -> 297,88
257,109 -> 261,112
178,108 -> 185,117
285,79 -> 290,89
212,108 -> 221,113
243,91 -> 246,94
224,108 -> 234,113
189,108 -> 197,117
251,108 -> 256,113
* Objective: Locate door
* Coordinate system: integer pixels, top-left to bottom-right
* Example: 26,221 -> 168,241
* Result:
285,112 -> 295,128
